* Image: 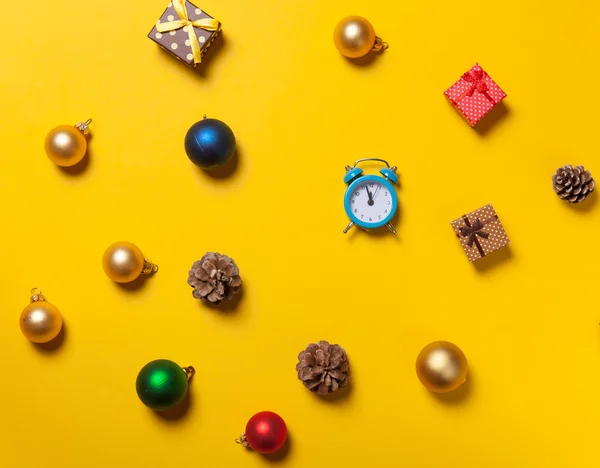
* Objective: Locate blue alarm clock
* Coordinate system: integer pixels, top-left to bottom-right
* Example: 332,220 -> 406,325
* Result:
343,158 -> 399,234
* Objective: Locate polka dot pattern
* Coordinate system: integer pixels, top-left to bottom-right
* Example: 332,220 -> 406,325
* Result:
450,204 -> 510,262
147,1 -> 220,67
444,64 -> 506,126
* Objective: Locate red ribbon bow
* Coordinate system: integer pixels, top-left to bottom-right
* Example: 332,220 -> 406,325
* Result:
457,69 -> 496,104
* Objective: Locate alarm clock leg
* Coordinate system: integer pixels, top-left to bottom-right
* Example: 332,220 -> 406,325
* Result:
386,223 -> 397,234
343,221 -> 355,234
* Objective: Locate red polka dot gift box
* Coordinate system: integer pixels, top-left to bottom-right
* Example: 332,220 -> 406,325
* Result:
444,63 -> 506,126
450,204 -> 510,262
148,0 -> 221,68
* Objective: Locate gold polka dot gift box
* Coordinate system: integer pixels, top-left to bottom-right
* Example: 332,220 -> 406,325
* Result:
450,204 -> 510,262
444,63 -> 506,126
148,0 -> 221,68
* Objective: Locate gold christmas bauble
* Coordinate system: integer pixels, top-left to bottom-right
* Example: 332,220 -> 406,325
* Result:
20,292 -> 63,343
103,241 -> 149,283
333,16 -> 377,58
416,341 -> 468,393
44,125 -> 88,167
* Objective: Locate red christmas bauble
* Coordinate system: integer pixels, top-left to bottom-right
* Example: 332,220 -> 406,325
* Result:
244,411 -> 287,454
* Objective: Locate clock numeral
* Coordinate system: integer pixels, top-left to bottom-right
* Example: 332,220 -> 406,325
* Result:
369,218 -> 372,221
378,215 -> 381,219
387,201 -> 391,205
360,215 -> 364,219
384,192 -> 388,196
355,191 -> 360,196
369,183 -> 374,188
354,209 -> 357,213
351,200 -> 355,204
384,209 -> 388,213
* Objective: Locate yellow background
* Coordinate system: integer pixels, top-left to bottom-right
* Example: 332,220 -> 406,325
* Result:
1,0 -> 599,466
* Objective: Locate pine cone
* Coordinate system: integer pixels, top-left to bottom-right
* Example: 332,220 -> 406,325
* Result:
296,341 -> 349,395
552,164 -> 595,203
187,253 -> 242,304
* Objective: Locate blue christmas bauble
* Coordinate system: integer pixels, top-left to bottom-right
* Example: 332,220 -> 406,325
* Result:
184,118 -> 236,169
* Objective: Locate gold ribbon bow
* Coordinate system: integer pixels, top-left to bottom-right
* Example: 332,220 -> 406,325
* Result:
156,0 -> 220,64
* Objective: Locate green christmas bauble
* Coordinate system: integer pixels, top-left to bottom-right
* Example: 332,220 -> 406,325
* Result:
136,359 -> 194,411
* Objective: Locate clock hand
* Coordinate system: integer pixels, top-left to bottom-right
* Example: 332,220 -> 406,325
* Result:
373,185 -> 381,200
366,186 -> 374,206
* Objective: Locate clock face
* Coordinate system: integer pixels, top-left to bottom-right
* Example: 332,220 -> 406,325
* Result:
347,178 -> 396,227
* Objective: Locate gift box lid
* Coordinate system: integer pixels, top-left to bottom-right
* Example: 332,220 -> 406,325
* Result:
450,204 -> 510,262
444,63 -> 506,126
148,0 -> 221,67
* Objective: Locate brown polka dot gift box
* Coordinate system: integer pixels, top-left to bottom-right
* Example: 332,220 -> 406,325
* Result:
451,204 -> 510,262
444,63 -> 506,126
148,0 -> 221,67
